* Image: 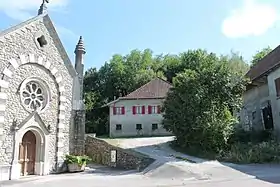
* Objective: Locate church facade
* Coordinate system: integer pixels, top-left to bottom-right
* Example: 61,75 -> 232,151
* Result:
0,4 -> 85,181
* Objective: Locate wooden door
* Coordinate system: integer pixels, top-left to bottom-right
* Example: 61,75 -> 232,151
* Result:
18,131 -> 36,176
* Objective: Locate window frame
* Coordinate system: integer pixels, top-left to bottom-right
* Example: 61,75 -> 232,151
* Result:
136,124 -> 142,130
116,124 -> 122,130
152,123 -> 158,130
275,77 -> 280,97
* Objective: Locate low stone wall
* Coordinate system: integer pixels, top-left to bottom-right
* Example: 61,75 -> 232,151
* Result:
85,136 -> 154,171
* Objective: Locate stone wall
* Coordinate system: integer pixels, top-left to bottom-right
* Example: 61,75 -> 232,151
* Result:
70,110 -> 85,155
85,136 -> 154,171
0,14 -> 74,178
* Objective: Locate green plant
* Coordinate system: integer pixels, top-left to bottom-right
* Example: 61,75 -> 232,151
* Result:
218,141 -> 280,164
65,155 -> 91,166
228,129 -> 273,144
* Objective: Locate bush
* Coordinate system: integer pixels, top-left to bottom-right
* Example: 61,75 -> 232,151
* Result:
218,141 -> 280,163
228,129 -> 273,144
65,155 -> 91,166
162,60 -> 246,153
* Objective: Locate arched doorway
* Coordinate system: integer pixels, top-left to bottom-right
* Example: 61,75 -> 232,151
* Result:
18,130 -> 36,176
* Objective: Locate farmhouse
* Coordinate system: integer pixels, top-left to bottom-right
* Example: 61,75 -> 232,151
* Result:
107,77 -> 173,137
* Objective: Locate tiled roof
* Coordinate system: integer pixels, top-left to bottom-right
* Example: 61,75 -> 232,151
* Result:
123,77 -> 172,99
246,45 -> 280,80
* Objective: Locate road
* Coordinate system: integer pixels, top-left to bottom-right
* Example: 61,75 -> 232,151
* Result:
2,136 -> 280,187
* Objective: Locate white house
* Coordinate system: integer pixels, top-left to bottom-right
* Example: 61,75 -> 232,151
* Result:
107,78 -> 173,138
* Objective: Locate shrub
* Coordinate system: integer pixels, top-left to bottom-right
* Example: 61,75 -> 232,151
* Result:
218,141 -> 280,163
228,129 -> 273,144
65,155 -> 91,166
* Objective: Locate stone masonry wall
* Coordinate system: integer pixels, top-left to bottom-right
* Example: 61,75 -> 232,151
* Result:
70,110 -> 85,155
85,136 -> 154,171
0,15 -> 73,173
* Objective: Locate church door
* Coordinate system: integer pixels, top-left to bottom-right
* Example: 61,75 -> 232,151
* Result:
18,131 -> 36,176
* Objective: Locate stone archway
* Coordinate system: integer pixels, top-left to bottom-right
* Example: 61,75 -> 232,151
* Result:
19,131 -> 36,176
12,125 -> 48,179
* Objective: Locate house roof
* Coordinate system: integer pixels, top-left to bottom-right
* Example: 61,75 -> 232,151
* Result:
106,77 -> 172,106
246,45 -> 280,81
0,13 -> 77,78
124,77 -> 172,99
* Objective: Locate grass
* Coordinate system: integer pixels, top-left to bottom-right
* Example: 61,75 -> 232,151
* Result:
170,140 -> 280,164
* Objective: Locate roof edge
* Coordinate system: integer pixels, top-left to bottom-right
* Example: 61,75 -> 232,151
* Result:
0,13 -> 47,37
105,96 -> 166,106
43,15 -> 77,78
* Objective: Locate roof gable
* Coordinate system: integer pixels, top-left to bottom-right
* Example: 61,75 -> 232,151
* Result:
0,13 -> 77,78
124,77 -> 172,99
246,45 -> 280,81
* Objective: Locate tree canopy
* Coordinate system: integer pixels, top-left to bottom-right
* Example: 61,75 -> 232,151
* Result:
251,46 -> 272,67
162,50 -> 248,152
83,48 -> 249,136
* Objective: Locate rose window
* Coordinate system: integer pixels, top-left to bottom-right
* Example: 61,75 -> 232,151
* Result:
20,79 -> 49,112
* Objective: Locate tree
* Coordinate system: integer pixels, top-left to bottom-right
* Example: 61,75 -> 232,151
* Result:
162,50 -> 248,152
84,48 -> 249,137
221,51 -> 249,76
251,46 -> 272,67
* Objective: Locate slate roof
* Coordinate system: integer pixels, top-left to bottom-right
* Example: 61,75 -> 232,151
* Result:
124,77 -> 172,99
246,45 -> 280,81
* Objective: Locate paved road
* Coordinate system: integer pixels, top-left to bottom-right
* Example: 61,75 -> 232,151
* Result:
106,136 -> 280,185
3,136 -> 280,187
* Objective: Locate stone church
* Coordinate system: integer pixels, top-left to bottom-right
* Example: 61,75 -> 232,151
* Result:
0,2 -> 85,180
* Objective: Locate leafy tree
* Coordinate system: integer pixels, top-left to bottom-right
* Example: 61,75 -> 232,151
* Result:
84,48 -> 249,137
251,46 -> 272,67
162,50 -> 248,152
221,51 -> 249,76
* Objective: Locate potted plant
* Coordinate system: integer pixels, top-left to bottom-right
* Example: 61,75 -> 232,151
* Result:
65,154 -> 91,172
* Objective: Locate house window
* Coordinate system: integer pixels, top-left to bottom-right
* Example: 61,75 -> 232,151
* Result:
116,124 -> 122,130
275,77 -> 280,97
132,106 -> 145,114
135,106 -> 142,114
152,124 -> 158,130
136,124 -> 142,130
252,111 -> 256,120
113,106 -> 125,115
148,105 -> 161,114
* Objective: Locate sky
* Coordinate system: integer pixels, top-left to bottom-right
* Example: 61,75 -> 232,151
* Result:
0,0 -> 280,71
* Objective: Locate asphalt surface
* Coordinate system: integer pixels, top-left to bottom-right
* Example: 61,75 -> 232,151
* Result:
2,136 -> 280,187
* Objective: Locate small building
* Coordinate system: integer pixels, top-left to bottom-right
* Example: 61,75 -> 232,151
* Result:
107,78 -> 173,138
240,46 -> 280,133
0,2 -> 86,181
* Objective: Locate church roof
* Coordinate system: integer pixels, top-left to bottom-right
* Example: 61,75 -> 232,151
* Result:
0,13 -> 77,78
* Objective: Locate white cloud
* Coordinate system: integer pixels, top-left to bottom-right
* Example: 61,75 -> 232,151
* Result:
0,0 -> 76,40
0,0 -> 68,21
55,24 -> 79,40
222,0 -> 279,38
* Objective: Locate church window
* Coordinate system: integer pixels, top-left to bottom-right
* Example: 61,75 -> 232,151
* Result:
20,78 -> 50,113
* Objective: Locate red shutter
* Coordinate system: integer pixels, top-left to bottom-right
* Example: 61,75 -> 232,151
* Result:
113,107 -> 116,115
157,105 -> 161,114
148,105 -> 152,114
132,106 -> 136,115
142,106 -> 145,114
122,106 -> 125,115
